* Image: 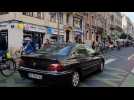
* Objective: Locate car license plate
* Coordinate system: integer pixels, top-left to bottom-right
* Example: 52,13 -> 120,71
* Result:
28,73 -> 43,80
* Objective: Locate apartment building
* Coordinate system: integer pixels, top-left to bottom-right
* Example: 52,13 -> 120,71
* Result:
0,12 -> 85,55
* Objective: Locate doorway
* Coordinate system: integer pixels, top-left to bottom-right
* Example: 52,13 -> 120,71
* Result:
66,30 -> 70,42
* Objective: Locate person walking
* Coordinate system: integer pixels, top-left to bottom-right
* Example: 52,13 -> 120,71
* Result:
92,41 -> 96,50
43,39 -> 51,48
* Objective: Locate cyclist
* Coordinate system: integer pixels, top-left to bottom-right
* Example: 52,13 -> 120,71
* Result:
22,37 -> 36,55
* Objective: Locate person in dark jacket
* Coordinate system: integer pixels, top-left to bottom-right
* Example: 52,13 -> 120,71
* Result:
92,41 -> 95,50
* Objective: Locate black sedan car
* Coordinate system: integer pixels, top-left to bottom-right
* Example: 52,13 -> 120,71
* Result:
18,43 -> 105,87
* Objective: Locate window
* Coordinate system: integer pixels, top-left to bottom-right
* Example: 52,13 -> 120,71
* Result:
85,45 -> 95,55
23,12 -> 44,19
49,12 -> 56,22
37,12 -> 44,19
111,15 -> 114,22
37,12 -> 41,19
73,17 -> 82,29
59,35 -> 64,43
66,14 -> 70,24
58,12 -> 63,24
74,45 -> 89,57
23,12 -> 33,17
0,12 -> 8,15
75,48 -> 89,57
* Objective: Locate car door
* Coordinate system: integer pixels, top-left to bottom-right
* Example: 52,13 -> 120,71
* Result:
85,45 -> 101,71
73,45 -> 94,76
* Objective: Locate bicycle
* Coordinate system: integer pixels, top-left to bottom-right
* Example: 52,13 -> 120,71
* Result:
0,51 -> 16,77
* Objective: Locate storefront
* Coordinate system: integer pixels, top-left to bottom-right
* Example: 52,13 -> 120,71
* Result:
0,21 -> 48,55
47,27 -> 64,43
23,24 -> 47,49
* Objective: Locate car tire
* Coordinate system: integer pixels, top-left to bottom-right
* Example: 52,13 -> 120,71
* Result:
1,60 -> 16,77
68,71 -> 80,87
98,62 -> 104,72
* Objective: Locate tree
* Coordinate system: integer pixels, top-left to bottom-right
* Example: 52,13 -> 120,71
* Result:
120,33 -> 127,39
102,32 -> 107,39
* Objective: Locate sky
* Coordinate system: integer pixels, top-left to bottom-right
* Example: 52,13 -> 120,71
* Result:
121,12 -> 134,23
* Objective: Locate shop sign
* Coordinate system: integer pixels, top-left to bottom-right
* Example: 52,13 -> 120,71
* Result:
24,24 -> 47,33
17,23 -> 24,30
47,27 -> 54,34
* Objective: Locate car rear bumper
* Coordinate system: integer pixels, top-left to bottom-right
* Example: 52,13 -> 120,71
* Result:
18,66 -> 73,85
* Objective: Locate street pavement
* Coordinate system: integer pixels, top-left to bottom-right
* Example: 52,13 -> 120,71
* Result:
0,46 -> 134,87
80,46 -> 134,87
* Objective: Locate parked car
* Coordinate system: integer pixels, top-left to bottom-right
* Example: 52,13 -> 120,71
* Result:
18,43 -> 105,87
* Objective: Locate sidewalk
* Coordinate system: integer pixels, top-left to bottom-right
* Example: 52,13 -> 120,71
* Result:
120,73 -> 134,87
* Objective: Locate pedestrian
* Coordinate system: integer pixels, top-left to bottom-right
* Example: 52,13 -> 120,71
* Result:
92,41 -> 96,50
43,39 -> 51,48
116,40 -> 120,50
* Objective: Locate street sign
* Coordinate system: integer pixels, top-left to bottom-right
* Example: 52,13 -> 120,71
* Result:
47,27 -> 53,34
24,24 -> 47,33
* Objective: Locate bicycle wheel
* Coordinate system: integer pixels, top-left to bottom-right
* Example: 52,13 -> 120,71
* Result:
1,60 -> 16,77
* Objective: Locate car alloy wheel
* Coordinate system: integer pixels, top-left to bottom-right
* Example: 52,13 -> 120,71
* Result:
72,71 -> 80,87
1,60 -> 15,77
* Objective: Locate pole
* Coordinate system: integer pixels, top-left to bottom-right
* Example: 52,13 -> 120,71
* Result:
57,12 -> 60,43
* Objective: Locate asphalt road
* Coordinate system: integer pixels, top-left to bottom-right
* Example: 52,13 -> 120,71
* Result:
80,46 -> 134,87
0,46 -> 134,87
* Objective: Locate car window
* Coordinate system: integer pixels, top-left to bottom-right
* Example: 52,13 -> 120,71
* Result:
75,46 -> 89,57
36,45 -> 72,56
85,45 -> 95,55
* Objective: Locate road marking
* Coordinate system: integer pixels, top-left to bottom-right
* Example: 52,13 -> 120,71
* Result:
105,67 -> 128,74
105,58 -> 116,65
128,54 -> 134,60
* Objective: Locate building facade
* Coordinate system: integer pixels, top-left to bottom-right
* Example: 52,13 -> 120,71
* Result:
108,12 -> 123,40
0,12 -> 85,55
122,14 -> 134,38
